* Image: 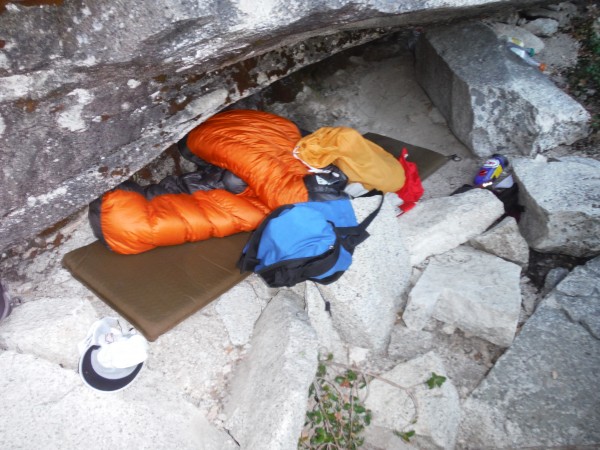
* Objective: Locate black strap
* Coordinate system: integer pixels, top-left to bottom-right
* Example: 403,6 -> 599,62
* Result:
297,233 -> 341,279
237,204 -> 294,272
335,191 -> 384,251
256,237 -> 341,288
238,192 -> 384,275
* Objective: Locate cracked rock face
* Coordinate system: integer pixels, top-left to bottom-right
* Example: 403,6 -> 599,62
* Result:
414,22 -> 590,158
0,0 -> 546,253
513,156 -> 600,258
457,256 -> 600,448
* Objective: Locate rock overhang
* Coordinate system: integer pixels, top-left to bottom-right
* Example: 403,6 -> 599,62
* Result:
0,0 -> 558,253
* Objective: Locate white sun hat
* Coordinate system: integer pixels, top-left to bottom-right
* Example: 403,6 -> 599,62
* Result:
78,317 -> 148,392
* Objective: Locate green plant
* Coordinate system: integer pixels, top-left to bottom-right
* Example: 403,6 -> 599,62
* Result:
591,113 -> 600,130
567,10 -> 600,130
569,31 -> 600,91
299,356 -> 372,449
394,429 -> 416,442
300,356 -> 449,449
426,372 -> 447,389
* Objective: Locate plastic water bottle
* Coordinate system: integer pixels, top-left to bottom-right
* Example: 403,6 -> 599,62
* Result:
505,42 -> 546,71
506,41 -> 535,57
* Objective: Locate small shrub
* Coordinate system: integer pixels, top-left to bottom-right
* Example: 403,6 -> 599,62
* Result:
567,10 -> 600,130
299,359 -> 372,449
300,356 -> 449,448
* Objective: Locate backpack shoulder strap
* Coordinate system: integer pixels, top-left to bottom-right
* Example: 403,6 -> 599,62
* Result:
335,191 -> 384,251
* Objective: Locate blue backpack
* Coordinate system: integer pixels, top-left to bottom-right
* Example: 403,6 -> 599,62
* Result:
237,194 -> 382,288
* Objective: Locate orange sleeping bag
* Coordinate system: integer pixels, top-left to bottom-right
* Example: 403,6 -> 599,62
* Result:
93,110 -> 310,254
186,109 -> 309,210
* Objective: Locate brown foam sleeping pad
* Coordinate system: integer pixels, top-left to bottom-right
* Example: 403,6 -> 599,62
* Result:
63,232 -> 250,341
63,134 -> 448,341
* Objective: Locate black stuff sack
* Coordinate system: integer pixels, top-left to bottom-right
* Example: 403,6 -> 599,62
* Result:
237,194 -> 382,288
